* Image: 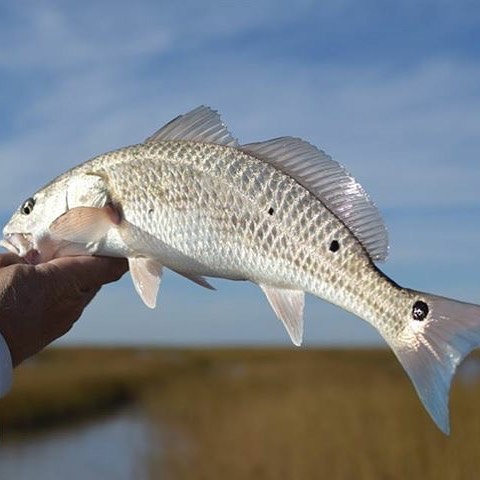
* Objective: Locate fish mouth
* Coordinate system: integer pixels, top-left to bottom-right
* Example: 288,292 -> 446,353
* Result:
0,233 -> 40,264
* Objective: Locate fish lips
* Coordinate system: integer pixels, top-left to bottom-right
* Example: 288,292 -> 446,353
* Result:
0,233 -> 40,264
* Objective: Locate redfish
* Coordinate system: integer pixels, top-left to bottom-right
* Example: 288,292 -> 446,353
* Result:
3,106 -> 479,434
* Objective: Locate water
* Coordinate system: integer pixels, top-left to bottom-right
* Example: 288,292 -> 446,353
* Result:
0,409 -> 152,480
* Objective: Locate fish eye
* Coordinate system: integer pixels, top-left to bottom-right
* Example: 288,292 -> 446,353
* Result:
412,300 -> 429,321
20,197 -> 35,216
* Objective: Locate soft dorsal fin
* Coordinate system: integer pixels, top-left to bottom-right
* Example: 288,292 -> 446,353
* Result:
144,106 -> 238,147
241,137 -> 388,261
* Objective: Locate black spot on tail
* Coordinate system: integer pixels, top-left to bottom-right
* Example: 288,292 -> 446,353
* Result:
412,300 -> 429,321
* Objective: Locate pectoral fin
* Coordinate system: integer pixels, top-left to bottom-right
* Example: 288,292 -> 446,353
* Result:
128,257 -> 163,309
50,206 -> 120,243
260,284 -> 305,346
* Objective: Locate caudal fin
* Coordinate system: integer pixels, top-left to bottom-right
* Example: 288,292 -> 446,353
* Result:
388,291 -> 480,434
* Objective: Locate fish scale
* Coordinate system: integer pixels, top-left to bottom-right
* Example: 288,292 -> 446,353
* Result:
3,105 -> 480,434
110,143 -> 357,282
93,140 -> 405,338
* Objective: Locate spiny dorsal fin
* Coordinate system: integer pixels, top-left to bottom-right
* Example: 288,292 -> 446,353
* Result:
144,106 -> 238,147
242,137 -> 388,261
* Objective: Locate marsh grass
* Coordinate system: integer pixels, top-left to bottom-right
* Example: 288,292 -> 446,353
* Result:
3,348 -> 480,479
0,347 -> 191,432
143,349 -> 480,480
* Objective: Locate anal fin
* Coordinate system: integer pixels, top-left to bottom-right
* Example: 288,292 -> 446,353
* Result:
128,257 -> 163,309
173,270 -> 215,290
260,284 -> 305,346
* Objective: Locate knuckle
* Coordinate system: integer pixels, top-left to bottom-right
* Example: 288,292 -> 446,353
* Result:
38,263 -> 84,303
0,254 -> 25,268
1,262 -> 33,287
4,263 -> 31,283
0,264 -> 38,311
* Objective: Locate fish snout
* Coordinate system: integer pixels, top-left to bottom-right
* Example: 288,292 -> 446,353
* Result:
0,233 -> 39,263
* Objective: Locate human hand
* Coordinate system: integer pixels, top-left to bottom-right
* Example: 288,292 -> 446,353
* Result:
0,254 -> 128,367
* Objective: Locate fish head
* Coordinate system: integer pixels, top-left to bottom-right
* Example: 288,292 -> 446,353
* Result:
2,172 -> 110,264
2,176 -> 71,263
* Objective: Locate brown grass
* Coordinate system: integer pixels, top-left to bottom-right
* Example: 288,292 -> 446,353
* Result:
143,348 -> 480,480
3,347 -> 480,479
0,347 -> 191,432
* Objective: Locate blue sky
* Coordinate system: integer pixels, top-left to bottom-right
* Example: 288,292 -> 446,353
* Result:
0,0 -> 479,346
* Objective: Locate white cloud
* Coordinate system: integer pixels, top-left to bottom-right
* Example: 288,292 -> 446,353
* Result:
1,54 -> 479,213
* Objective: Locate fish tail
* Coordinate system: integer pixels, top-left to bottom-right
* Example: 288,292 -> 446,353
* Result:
388,291 -> 480,434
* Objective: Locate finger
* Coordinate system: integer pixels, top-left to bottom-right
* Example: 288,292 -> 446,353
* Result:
0,253 -> 27,268
39,256 -> 128,289
78,284 -> 101,309
42,285 -> 101,346
57,286 -> 101,327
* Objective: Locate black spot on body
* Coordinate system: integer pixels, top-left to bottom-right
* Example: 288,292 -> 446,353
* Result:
329,240 -> 340,252
268,207 -> 274,215
412,300 -> 429,321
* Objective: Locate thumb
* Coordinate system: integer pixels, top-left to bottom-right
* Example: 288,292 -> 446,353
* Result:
0,253 -> 28,268
38,256 -> 128,291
